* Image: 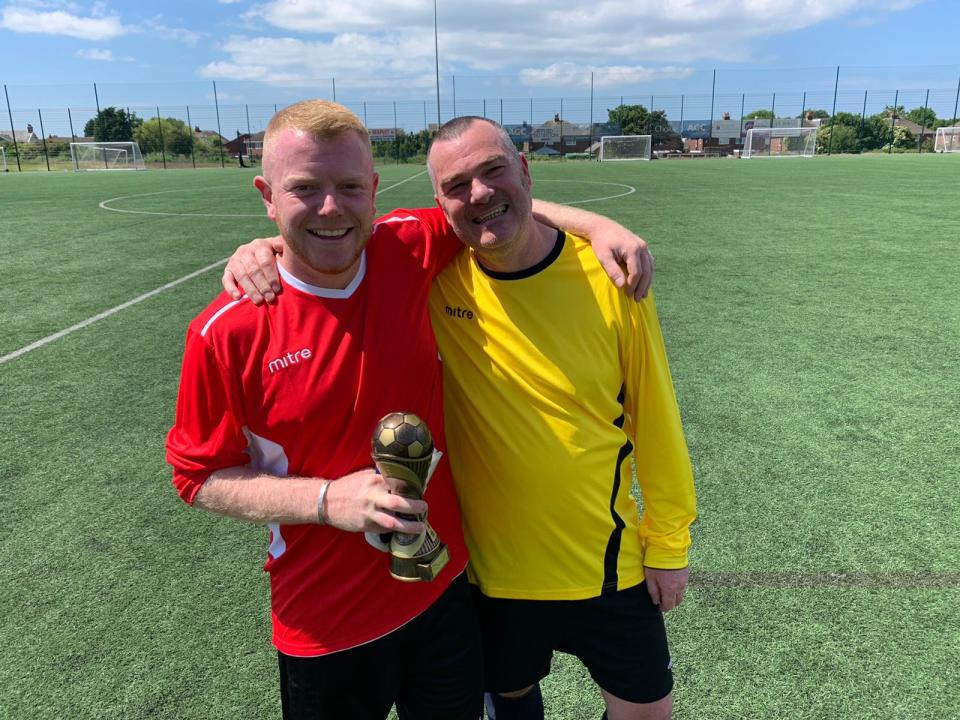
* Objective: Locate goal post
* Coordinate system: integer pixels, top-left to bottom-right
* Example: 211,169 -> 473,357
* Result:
599,135 -> 652,161
0,146 -> 6,172
742,127 -> 817,159
934,127 -> 960,153
70,141 -> 146,171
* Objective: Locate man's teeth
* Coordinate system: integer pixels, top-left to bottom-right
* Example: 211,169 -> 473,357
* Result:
309,228 -> 350,238
474,205 -> 507,224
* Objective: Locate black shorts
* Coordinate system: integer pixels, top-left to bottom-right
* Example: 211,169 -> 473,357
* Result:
473,581 -> 673,704
279,574 -> 483,720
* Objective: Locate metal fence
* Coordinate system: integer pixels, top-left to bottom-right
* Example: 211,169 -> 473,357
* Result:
3,67 -> 960,172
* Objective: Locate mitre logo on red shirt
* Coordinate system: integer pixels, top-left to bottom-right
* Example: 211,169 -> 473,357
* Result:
266,348 -> 313,375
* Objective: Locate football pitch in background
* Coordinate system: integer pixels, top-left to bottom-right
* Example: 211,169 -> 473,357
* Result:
1,154 -> 958,719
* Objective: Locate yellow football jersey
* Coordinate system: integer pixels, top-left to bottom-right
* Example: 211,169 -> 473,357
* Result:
429,230 -> 696,600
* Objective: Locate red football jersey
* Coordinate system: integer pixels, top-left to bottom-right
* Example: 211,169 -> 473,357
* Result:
166,207 -> 468,656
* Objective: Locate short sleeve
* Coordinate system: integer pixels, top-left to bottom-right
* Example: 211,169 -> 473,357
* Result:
165,328 -> 250,504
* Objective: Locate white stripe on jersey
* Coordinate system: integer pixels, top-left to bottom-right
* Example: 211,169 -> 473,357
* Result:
200,296 -> 249,337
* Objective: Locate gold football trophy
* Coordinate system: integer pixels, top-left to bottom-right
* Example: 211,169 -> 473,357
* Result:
371,412 -> 449,582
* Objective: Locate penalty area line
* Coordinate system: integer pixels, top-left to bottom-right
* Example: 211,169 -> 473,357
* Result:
0,259 -> 228,366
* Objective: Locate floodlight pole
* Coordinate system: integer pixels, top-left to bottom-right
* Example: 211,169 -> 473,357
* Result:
4,85 -> 22,172
433,0 -> 441,128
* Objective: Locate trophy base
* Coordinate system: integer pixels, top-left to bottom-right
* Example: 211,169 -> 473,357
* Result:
389,545 -> 450,582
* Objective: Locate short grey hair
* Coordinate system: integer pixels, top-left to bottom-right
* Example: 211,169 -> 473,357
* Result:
426,116 -> 521,186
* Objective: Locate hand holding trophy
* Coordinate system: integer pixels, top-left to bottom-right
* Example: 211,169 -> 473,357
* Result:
371,412 -> 450,582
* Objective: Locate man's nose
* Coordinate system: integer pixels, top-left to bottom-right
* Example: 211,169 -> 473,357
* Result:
317,192 -> 341,215
469,178 -> 494,204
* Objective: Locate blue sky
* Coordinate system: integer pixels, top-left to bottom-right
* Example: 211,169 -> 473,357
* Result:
1,0 -> 958,132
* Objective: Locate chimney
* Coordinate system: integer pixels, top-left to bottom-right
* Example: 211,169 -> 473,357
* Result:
26,123 -> 33,134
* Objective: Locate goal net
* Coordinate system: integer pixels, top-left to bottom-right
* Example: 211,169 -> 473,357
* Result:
934,127 -> 960,153
70,141 -> 146,171
742,127 -> 817,158
0,146 -> 6,172
599,135 -> 652,161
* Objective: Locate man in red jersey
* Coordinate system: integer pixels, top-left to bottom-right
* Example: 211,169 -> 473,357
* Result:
168,100 -> 653,720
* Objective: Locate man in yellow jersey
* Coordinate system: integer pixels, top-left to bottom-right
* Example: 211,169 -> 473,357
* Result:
223,116 -> 694,720
424,117 -> 695,720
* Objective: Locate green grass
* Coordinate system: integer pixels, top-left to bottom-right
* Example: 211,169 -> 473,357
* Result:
1,155 -> 959,719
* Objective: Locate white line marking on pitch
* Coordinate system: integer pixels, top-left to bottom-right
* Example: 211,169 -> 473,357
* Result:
0,259 -> 228,366
2,171 -> 432,366
98,170 -> 430,218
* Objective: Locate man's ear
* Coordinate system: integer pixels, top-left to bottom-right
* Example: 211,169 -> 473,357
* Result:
371,172 -> 379,215
253,176 -> 276,221
519,153 -> 532,191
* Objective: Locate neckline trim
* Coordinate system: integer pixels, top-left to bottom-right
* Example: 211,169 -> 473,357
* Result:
277,252 -> 366,299
477,229 -> 565,280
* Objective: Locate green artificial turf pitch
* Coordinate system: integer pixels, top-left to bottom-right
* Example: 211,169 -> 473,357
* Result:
1,154 -> 958,719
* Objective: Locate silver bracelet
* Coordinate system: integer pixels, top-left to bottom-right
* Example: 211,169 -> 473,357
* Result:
316,480 -> 331,525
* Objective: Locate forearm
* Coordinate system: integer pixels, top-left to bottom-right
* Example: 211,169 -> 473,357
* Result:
194,467 -> 323,525
531,198 -> 622,239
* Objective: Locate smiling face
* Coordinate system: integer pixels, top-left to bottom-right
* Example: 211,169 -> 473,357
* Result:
254,127 -> 378,289
428,120 -> 536,269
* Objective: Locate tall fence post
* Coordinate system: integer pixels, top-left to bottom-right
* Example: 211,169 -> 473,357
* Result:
500,98 -> 503,126
245,104 -> 252,139
679,94 -> 685,144
827,66 -> 840,155
4,85 -> 22,171
393,101 -> 399,165
213,81 -> 225,168
483,98 -> 486,119
37,109 -> 50,171
588,72 -> 594,157
918,89 -> 930,153
560,97 -> 564,157
709,69 -> 716,146
156,106 -> 167,169
888,89 -> 899,154
332,77 -> 336,102
452,75 -> 456,118
738,94 -> 744,149
953,73 -> 960,126
363,101 -> 367,128
801,91 -> 806,118
529,97 -> 533,128
186,105 -> 196,168
68,107 -> 76,144
93,82 -> 107,169
857,91 -> 867,152
770,92 -> 776,120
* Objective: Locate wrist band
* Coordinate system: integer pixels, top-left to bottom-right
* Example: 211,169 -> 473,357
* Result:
316,480 -> 331,525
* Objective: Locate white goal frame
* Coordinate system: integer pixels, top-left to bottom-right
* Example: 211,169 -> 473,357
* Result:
742,127 -> 817,159
70,141 -> 146,171
599,135 -> 652,161
0,146 -> 6,172
934,127 -> 960,153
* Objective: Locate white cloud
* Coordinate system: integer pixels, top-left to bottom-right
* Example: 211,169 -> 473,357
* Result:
520,63 -> 695,88
75,46 -> 134,62
76,47 -> 111,60
140,16 -> 203,46
0,6 -> 126,39
201,0 -> 926,89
